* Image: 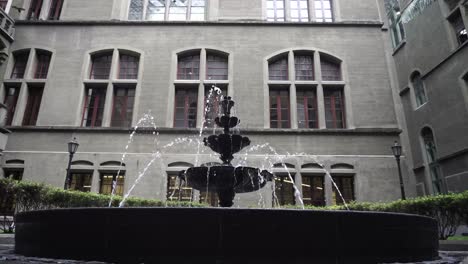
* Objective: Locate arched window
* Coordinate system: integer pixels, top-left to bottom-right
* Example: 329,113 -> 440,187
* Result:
320,56 -> 341,81
11,51 -> 30,79
90,52 -> 113,79
34,50 -> 52,79
411,72 -> 427,107
267,50 -> 346,129
421,127 -> 446,194
173,48 -> 230,128
83,49 -> 140,128
206,52 -> 228,80
118,54 -> 139,79
177,53 -> 200,80
268,56 -> 288,80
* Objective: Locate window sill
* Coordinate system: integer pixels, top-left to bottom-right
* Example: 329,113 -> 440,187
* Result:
414,102 -> 428,111
392,40 -> 406,56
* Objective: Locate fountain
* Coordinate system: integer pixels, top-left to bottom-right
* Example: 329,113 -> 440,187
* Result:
179,96 -> 274,207
14,96 -> 439,263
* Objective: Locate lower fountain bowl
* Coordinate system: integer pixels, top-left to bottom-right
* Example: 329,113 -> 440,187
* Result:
15,208 -> 439,264
183,165 -> 273,193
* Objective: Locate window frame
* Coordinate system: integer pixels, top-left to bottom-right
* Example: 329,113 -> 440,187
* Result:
269,87 -> 291,129
324,87 -> 346,129
167,172 -> 194,202
331,175 -> 355,205
128,0 -> 206,21
99,171 -> 125,196
411,72 -> 428,108
69,171 -> 93,192
296,87 -> 318,129
22,84 -> 44,126
118,54 -> 140,79
173,86 -> 198,128
89,53 -> 113,80
26,0 -> 43,20
447,8 -> 468,46
10,52 -> 30,79
301,174 -> 325,206
111,85 -> 136,127
34,51 -> 52,79
3,84 -> 20,126
421,127 -> 447,195
81,85 -> 107,127
273,173 -> 296,206
47,0 -> 64,20
385,0 -> 406,48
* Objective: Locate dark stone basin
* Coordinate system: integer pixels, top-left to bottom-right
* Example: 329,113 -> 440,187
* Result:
15,208 -> 439,264
204,134 -> 251,163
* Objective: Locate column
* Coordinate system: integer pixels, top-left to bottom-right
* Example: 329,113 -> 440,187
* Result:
315,51 -> 326,129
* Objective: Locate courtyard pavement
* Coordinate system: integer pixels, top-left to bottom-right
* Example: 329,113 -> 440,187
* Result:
1,234 -> 468,263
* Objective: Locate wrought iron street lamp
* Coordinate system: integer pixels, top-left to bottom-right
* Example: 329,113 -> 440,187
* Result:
391,141 -> 406,200
64,137 -> 79,189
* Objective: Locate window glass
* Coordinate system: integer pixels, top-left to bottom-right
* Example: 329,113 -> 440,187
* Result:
11,52 -> 30,79
169,0 -> 188,21
324,88 -> 345,128
321,58 -> 341,81
3,85 -> 20,126
295,55 -> 314,80
27,0 -> 43,20
269,57 -> 288,80
90,53 -> 113,79
385,0 -> 405,48
270,89 -> 290,128
412,73 -> 427,107
267,0 -> 285,22
449,10 -> 468,45
82,86 -> 107,127
274,175 -> 295,206
167,173 -> 193,201
297,89 -> 318,128
22,86 -> 44,126
204,85 -> 227,128
3,169 -> 23,181
119,54 -> 139,79
421,128 -> 446,194
111,86 -> 136,127
190,0 -> 205,21
290,0 -> 308,22
331,176 -> 354,205
146,0 -> 166,20
177,54 -> 200,80
174,87 -> 198,128
302,175 -> 325,206
100,173 -> 125,196
35,52 -> 51,79
129,0 -> 144,20
206,53 -> 228,80
70,172 -> 92,192
47,0 -> 64,20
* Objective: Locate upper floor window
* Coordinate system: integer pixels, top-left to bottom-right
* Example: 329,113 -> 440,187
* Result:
0,0 -> 8,10
266,0 -> 333,22
448,9 -> 468,46
411,72 -> 427,107
3,85 -> 20,126
385,0 -> 405,48
34,50 -> 51,79
90,53 -> 113,79
206,52 -> 228,80
267,0 -> 285,22
48,0 -> 64,20
269,56 -> 288,81
111,85 -> 136,127
22,84 -> 44,126
119,54 -> 139,79
27,0 -> 43,20
174,87 -> 198,128
321,57 -> 341,81
268,50 -> 346,129
295,54 -> 314,80
11,52 -> 29,79
177,53 -> 200,80
128,0 -> 205,21
82,85 -> 106,127
290,0 -> 309,22
314,0 -> 333,22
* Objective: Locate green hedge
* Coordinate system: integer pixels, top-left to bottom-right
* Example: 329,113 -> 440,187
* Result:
0,178 -> 204,217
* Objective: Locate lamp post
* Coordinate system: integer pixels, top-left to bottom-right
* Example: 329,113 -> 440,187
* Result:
64,137 -> 79,190
391,141 -> 406,200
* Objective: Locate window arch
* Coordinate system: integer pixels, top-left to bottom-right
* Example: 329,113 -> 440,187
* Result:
173,48 -> 231,128
421,127 -> 446,194
118,52 -> 140,79
411,71 -> 427,107
266,49 -> 346,129
34,49 -> 52,79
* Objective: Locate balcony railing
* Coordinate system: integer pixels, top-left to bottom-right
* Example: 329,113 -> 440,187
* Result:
0,8 -> 14,40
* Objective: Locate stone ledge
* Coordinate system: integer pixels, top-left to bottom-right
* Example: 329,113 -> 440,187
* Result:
439,240 -> 468,251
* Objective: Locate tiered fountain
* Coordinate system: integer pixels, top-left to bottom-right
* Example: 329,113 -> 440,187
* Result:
15,97 -> 439,263
179,96 -> 273,207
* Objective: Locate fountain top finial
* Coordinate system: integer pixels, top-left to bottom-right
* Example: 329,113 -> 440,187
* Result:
221,96 -> 235,117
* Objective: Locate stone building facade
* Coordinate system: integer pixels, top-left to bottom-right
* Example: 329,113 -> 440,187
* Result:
0,0 -> 428,208
384,0 -> 468,196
